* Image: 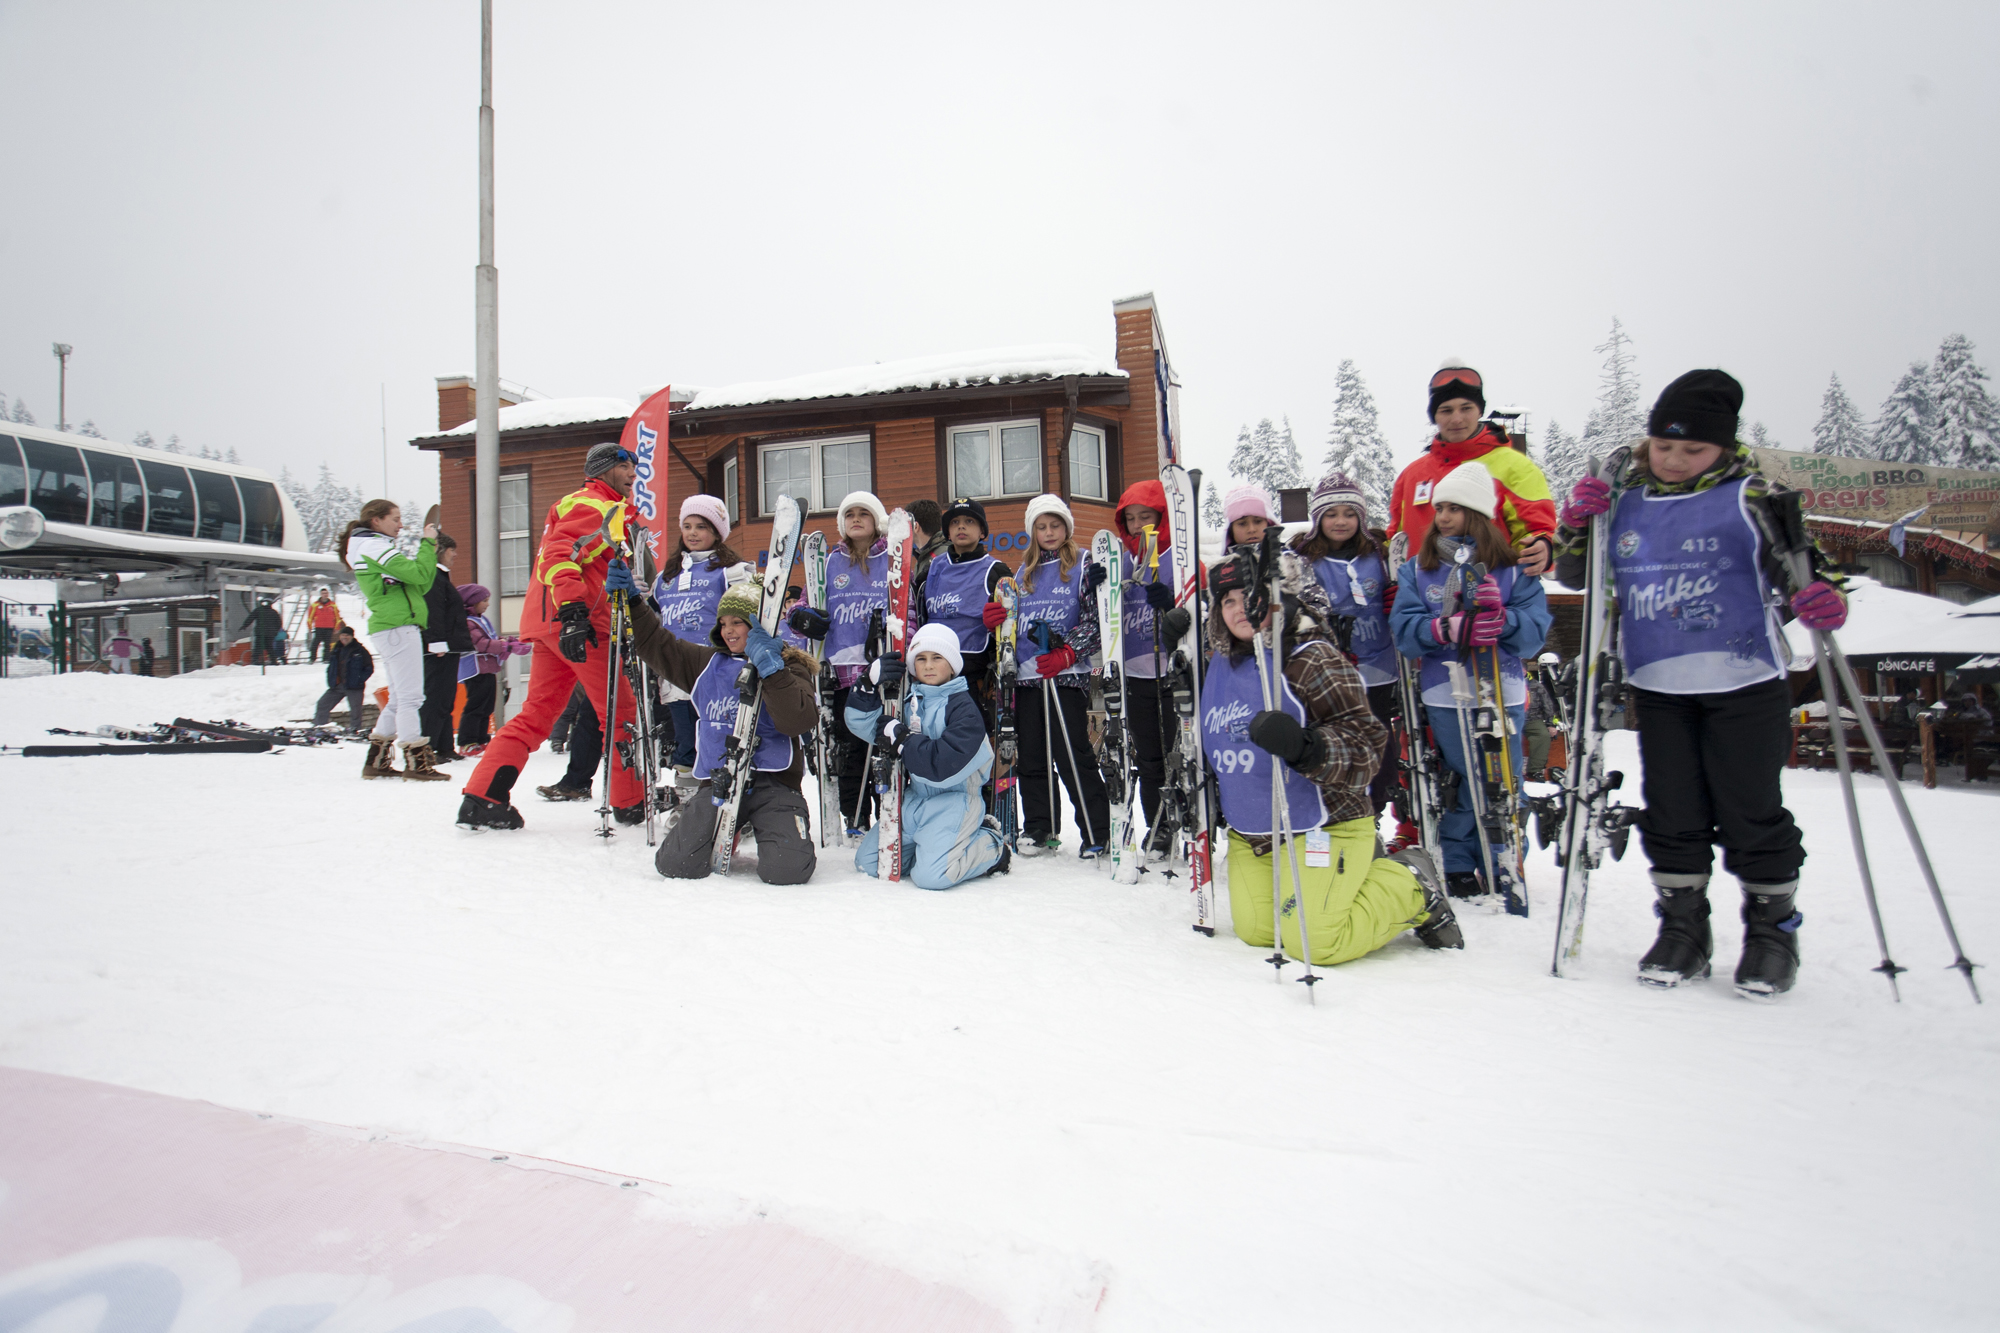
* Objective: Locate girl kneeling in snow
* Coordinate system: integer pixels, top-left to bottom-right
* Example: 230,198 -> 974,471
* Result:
1202,550 -> 1463,962
845,623 -> 1010,889
610,563 -> 820,885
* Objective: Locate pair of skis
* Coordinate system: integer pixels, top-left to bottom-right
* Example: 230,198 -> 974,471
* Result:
1385,533 -> 1444,862
1245,530 -> 1319,1000
1158,464 -> 1218,935
871,509 -> 917,883
800,531 -> 849,849
1439,545 -> 1529,916
709,495 -> 804,875
1091,528 -> 1136,882
595,514 -> 663,845
993,576 -> 1021,849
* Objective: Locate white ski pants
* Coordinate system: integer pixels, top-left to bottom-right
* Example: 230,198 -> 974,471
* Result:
371,624 -> 425,744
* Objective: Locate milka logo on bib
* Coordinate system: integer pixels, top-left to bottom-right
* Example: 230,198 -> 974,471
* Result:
704,696 -> 740,726
1629,572 -> 1723,623
833,601 -> 874,626
929,591 -> 966,614
1203,699 -> 1255,739
1617,530 -> 1642,558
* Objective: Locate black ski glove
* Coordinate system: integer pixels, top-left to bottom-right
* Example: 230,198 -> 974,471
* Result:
1144,580 -> 1176,613
1083,562 -> 1108,595
1158,607 -> 1192,646
877,716 -> 910,758
1249,709 -> 1325,771
556,602 -> 597,663
788,606 -> 830,640
868,654 -> 906,690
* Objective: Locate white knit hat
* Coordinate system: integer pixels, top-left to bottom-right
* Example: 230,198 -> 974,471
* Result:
836,490 -> 890,534
907,622 -> 964,675
1431,461 -> 1498,519
1022,493 -> 1074,537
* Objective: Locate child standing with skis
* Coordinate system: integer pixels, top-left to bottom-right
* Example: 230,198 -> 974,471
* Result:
1012,494 -> 1110,859
1389,461 -> 1551,899
1202,548 -> 1462,960
651,495 -> 756,776
921,498 -> 1012,699
1556,369 -> 1846,996
1293,471 -> 1400,815
845,622 -> 1010,889
787,491 -> 891,837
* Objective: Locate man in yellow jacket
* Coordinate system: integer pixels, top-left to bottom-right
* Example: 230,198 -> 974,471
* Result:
1386,362 -> 1556,576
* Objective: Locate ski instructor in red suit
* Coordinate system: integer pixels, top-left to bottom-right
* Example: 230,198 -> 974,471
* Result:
1386,362 -> 1557,577
457,442 -> 644,830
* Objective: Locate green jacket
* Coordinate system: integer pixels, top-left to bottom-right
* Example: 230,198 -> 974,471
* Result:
346,530 -> 437,633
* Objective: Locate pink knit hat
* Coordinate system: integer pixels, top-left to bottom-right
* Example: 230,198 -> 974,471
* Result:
1223,485 -> 1274,529
680,493 -> 731,541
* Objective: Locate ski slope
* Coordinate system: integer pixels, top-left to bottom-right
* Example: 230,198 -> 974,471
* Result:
0,666 -> 1995,1330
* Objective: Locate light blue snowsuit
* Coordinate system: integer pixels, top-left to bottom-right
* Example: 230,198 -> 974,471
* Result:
845,673 -> 1006,890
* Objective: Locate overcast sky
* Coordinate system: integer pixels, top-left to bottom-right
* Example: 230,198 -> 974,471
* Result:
3,1 -> 1997,508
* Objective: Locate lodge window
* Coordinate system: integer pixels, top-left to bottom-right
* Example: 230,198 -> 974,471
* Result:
758,434 -> 870,515
948,419 -> 1041,500
723,456 -> 740,524
1068,424 -> 1108,503
499,472 -> 530,596
1855,553 -> 1915,590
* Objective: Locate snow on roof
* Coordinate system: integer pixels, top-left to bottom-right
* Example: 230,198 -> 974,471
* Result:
680,344 -> 1125,413
440,397 -> 634,437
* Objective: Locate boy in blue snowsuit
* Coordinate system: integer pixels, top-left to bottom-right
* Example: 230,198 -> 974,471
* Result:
846,622 -> 1010,889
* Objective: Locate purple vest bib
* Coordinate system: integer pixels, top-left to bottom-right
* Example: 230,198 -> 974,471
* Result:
1310,550 -> 1397,685
1610,478 -> 1784,693
823,545 -> 888,676
1200,647 -> 1328,836
924,552 -> 999,653
691,653 -> 793,781
1121,545 -> 1174,679
1408,557 -> 1527,708
652,554 -> 731,646
1016,555 -> 1084,682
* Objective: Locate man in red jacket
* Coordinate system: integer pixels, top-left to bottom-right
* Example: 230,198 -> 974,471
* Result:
1386,362 -> 1557,576
457,443 -> 645,830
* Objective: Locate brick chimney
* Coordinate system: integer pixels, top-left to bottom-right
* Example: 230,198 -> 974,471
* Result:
1113,293 -> 1170,472
435,376 -> 522,432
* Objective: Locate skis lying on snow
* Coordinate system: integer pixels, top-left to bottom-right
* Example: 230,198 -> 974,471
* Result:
1161,463 -> 1217,935
15,738 -> 272,756
872,509 -> 916,883
1550,447 -> 1639,976
710,494 -> 804,875
175,718 -> 342,747
1091,527 -> 1136,882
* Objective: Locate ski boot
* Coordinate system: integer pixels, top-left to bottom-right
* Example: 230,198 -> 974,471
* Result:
1078,843 -> 1106,861
1143,817 -> 1180,863
1385,820 -> 1422,855
1018,836 -> 1061,858
1637,874 -> 1713,988
612,803 -> 645,826
1735,882 -> 1803,998
537,782 -> 593,802
1392,848 -> 1463,950
1445,871 -> 1484,899
400,742 -> 451,781
362,736 -> 398,779
456,794 -> 525,830
980,815 -> 1012,877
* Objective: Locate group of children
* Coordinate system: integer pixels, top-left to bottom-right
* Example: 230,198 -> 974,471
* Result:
344,364 -> 1850,999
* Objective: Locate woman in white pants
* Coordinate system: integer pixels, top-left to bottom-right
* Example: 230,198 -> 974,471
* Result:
338,500 -> 447,780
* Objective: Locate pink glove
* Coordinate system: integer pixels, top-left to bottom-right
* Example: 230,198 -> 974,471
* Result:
1791,581 -> 1847,631
1469,607 -> 1505,647
1431,615 -> 1462,647
1562,476 -> 1612,528
1474,576 -> 1504,612
508,638 -> 534,656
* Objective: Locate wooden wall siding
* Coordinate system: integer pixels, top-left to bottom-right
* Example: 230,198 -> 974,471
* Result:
437,442 -> 589,581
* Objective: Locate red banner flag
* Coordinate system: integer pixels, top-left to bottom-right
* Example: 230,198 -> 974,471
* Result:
619,385 -> 675,575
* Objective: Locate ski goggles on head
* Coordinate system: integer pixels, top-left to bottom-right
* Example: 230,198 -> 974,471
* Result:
1429,367 -> 1482,391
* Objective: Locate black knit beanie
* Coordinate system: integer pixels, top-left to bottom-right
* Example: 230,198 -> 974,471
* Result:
1648,370 -> 1742,447
1427,365 -> 1486,421
942,497 -> 989,537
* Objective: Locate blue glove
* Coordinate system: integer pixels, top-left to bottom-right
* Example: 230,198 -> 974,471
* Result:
1145,580 -> 1175,613
743,621 -> 786,678
603,559 -> 637,595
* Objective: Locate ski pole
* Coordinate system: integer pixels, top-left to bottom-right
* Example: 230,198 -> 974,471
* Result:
1255,539 -> 1316,998
1046,675 -> 1098,849
597,586 -> 624,839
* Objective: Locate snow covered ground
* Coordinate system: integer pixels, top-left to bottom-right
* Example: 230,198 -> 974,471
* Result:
1,666 -> 1996,1330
